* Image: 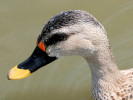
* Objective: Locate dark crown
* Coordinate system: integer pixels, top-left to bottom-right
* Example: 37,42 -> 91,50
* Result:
42,10 -> 101,34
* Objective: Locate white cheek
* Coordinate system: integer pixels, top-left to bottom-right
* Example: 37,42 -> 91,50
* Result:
46,46 -> 55,57
46,46 -> 63,58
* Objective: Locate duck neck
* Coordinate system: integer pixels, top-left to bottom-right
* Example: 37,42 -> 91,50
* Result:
85,46 -> 125,87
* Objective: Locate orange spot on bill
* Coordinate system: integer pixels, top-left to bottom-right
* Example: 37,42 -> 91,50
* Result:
38,42 -> 46,52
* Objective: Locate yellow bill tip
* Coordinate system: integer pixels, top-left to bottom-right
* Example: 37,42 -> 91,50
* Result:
8,65 -> 31,80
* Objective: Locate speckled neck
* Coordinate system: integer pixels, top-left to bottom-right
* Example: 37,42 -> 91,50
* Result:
85,45 -> 125,88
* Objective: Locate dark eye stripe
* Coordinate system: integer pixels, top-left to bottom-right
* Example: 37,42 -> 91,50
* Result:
45,33 -> 68,46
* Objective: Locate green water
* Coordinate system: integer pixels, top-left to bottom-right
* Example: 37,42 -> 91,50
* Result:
0,0 -> 133,100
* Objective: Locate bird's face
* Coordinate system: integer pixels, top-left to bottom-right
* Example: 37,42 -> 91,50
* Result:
8,10 -> 104,80
42,24 -> 96,58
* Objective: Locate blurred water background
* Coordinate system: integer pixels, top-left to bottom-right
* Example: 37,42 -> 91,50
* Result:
0,0 -> 133,100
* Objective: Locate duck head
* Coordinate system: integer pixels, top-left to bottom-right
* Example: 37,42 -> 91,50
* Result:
8,10 -> 107,80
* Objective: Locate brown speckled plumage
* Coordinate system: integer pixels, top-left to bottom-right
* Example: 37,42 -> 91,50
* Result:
91,69 -> 133,100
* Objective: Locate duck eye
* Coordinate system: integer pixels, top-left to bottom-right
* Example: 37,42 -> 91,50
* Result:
38,42 -> 46,52
46,33 -> 68,45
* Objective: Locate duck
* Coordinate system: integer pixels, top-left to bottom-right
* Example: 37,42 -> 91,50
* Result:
8,10 -> 133,100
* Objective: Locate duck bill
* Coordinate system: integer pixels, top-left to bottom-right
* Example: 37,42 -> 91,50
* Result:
8,46 -> 56,80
